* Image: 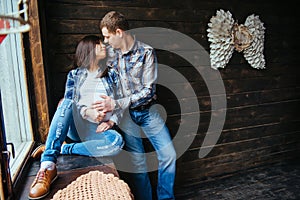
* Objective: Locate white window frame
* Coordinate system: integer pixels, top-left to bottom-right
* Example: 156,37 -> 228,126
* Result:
0,0 -> 33,182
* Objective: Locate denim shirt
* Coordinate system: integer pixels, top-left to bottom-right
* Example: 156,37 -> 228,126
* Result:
63,67 -> 123,124
107,38 -> 157,110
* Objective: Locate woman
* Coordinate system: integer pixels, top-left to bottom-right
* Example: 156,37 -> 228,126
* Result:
28,35 -> 124,200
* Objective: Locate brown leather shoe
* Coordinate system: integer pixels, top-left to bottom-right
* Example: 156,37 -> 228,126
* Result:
28,167 -> 58,199
31,144 -> 46,160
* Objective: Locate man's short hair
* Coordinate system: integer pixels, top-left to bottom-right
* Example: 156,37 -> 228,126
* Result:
100,11 -> 129,33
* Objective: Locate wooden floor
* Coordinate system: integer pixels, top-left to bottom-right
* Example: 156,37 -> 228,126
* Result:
175,159 -> 300,200
15,156 -> 300,200
17,155 -> 119,200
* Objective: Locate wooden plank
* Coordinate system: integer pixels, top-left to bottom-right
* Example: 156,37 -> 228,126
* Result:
28,0 -> 50,142
191,121 -> 300,149
176,144 -> 299,185
177,141 -> 300,172
47,19 -> 205,34
46,3 -> 209,22
175,149 -> 298,188
178,131 -> 299,163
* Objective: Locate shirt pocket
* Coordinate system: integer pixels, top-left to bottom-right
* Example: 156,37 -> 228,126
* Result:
130,62 -> 143,85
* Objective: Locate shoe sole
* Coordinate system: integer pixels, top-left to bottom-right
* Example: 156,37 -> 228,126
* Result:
28,175 -> 58,200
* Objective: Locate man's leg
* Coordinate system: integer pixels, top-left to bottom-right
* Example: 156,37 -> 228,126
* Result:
141,107 -> 177,200
117,110 -> 152,200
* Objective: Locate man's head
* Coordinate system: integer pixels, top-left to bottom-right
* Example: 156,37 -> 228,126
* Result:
100,11 -> 129,49
100,11 -> 129,33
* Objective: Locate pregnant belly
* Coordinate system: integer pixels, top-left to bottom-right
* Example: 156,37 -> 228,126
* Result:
94,92 -> 113,122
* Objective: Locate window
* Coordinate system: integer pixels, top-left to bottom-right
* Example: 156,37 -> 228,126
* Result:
0,0 -> 33,182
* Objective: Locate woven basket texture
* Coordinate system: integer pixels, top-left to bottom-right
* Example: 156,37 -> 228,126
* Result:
51,170 -> 134,200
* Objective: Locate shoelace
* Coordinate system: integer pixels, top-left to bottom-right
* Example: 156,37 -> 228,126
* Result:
37,170 -> 46,180
32,170 -> 47,186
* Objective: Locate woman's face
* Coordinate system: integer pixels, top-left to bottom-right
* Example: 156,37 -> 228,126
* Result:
95,42 -> 106,61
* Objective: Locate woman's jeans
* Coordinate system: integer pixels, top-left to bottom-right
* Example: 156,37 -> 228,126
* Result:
41,99 -> 124,164
118,106 -> 177,200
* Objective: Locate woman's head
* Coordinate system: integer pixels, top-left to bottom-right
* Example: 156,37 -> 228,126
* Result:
74,35 -> 106,68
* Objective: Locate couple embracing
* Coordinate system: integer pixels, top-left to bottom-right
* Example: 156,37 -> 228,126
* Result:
28,11 -> 176,200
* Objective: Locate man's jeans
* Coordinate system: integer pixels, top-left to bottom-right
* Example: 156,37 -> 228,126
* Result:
41,99 -> 124,163
119,105 -> 177,200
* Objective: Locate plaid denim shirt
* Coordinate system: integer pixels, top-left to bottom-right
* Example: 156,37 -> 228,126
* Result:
63,67 -> 123,124
107,39 -> 157,110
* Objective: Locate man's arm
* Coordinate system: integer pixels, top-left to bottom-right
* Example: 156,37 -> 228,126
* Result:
128,48 -> 157,108
94,48 -> 157,112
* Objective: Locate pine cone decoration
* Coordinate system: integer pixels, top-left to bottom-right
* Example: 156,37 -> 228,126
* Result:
207,9 -> 266,70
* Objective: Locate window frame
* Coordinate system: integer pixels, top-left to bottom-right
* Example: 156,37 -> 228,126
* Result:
0,0 -> 34,183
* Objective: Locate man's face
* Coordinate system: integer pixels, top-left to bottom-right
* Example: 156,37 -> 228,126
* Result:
101,27 -> 120,49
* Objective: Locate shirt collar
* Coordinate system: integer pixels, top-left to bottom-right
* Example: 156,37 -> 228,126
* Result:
119,35 -> 137,56
78,66 -> 106,77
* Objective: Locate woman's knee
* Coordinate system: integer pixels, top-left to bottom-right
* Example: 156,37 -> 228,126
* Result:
105,130 -> 123,143
58,98 -> 73,108
56,99 -> 74,118
100,130 -> 124,155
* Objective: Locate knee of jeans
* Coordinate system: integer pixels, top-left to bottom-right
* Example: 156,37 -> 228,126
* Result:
58,99 -> 73,117
111,137 -> 124,151
58,98 -> 73,108
130,152 -> 147,164
160,147 -> 176,164
106,132 -> 123,144
94,143 -> 123,157
168,149 -> 177,162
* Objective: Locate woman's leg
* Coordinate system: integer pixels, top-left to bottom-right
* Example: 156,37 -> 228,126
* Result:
61,129 -> 124,157
41,99 -> 74,164
29,99 -> 74,199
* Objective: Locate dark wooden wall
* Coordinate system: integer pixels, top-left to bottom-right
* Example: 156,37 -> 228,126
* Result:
38,0 -> 300,196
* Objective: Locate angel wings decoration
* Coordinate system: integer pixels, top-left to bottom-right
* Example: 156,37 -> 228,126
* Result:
207,9 -> 266,70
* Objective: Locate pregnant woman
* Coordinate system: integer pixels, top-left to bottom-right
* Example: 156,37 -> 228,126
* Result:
28,35 -> 124,199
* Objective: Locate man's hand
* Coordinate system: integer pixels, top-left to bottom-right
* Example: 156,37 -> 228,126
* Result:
85,108 -> 105,123
96,120 -> 115,133
91,95 -> 115,112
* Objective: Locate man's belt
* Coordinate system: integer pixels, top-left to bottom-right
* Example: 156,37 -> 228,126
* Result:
130,99 -> 157,111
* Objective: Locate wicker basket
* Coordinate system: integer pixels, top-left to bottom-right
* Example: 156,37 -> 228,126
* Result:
51,170 -> 134,200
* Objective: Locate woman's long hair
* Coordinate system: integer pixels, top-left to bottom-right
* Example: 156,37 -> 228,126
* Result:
74,35 -> 105,69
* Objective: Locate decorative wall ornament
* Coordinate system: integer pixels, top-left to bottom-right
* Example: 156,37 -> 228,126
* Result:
207,9 -> 266,70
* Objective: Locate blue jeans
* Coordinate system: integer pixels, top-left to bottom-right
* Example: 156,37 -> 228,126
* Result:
41,99 -> 124,163
119,106 -> 176,200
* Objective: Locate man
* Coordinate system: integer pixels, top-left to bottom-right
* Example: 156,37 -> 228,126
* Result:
97,11 -> 176,200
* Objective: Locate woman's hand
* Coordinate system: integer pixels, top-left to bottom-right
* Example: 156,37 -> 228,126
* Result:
91,95 -> 115,113
85,108 -> 105,123
96,120 -> 115,133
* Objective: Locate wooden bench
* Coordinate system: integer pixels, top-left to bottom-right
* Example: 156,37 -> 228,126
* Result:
19,155 -> 131,199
